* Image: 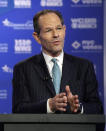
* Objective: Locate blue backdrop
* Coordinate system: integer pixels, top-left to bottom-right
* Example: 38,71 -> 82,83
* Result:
0,0 -> 104,113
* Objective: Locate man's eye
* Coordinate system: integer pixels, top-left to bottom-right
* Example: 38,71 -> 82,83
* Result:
45,29 -> 52,32
57,27 -> 62,30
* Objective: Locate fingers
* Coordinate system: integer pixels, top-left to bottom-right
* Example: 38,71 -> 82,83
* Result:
49,92 -> 68,112
56,96 -> 67,103
56,93 -> 67,103
58,92 -> 66,98
73,95 -> 79,104
65,85 -> 80,113
65,85 -> 73,97
73,103 -> 80,113
56,102 -> 67,111
70,96 -> 80,112
57,107 -> 66,112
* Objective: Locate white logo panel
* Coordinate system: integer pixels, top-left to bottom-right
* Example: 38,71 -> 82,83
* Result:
71,18 -> 97,29
0,43 -> 8,53
0,0 -> 8,7
71,40 -> 103,52
71,0 -> 102,7
40,0 -> 63,7
14,39 -> 32,54
14,0 -> 31,8
0,90 -> 7,99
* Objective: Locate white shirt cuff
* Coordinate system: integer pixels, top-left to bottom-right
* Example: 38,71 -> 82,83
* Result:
47,99 -> 55,113
80,104 -> 84,114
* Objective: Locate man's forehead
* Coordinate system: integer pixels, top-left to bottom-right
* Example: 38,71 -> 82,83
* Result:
38,13 -> 62,27
39,12 -> 58,18
38,13 -> 61,22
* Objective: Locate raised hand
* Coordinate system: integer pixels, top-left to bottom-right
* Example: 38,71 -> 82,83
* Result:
65,85 -> 80,113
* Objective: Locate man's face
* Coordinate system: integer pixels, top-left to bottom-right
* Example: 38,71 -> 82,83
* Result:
34,13 -> 66,57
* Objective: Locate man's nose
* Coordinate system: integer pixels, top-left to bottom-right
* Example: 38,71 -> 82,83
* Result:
53,30 -> 59,38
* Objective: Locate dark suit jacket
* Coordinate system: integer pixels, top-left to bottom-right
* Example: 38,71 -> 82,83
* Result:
12,53 -> 103,114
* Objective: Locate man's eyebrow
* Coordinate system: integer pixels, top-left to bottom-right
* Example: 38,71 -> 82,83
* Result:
44,27 -> 51,29
57,25 -> 62,26
44,25 -> 62,29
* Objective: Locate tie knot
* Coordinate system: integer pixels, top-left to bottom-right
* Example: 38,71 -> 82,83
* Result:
51,58 -> 57,63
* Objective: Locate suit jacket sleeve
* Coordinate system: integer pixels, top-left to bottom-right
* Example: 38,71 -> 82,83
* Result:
12,64 -> 47,113
81,61 -> 103,114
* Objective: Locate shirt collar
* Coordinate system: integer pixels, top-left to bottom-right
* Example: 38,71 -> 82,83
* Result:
42,51 -> 64,65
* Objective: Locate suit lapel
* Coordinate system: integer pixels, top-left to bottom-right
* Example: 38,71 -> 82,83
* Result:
32,53 -> 56,96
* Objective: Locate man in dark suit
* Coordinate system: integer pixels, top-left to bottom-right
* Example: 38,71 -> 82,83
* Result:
12,9 -> 103,114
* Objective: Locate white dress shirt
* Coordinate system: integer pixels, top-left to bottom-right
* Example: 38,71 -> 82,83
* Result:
43,51 -> 64,78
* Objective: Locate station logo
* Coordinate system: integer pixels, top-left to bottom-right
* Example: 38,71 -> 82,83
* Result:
14,0 -> 31,8
71,0 -> 102,7
14,39 -> 32,54
71,40 -> 103,52
2,18 -> 33,30
0,90 -> 7,99
0,0 -> 8,7
72,0 -> 80,4
0,43 -> 8,53
40,0 -> 63,7
71,18 -> 97,29
72,41 -> 81,49
2,65 -> 13,73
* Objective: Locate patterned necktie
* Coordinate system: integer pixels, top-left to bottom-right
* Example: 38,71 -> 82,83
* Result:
52,58 -> 61,94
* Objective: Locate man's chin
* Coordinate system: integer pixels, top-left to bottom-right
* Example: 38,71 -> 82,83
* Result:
50,49 -> 62,57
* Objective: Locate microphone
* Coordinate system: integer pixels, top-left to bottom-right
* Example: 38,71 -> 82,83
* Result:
43,76 -> 52,81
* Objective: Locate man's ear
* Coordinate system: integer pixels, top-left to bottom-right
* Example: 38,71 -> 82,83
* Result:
33,32 -> 41,44
63,25 -> 66,31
